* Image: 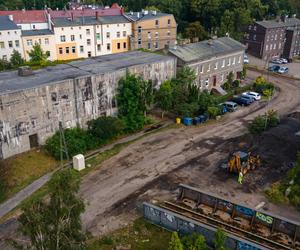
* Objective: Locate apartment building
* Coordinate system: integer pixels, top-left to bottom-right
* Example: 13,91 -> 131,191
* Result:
53,15 -> 131,60
126,10 -> 177,51
21,29 -> 56,61
244,16 -> 300,60
0,16 -> 24,60
169,37 -> 245,92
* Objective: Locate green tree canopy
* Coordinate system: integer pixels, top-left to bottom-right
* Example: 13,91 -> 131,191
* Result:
168,232 -> 183,250
28,43 -> 49,64
156,80 -> 173,118
10,50 -> 24,68
184,21 -> 208,41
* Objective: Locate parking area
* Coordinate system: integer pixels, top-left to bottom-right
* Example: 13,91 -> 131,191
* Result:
248,55 -> 300,79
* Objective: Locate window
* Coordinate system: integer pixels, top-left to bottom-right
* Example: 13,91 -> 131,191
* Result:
117,31 -> 120,38
222,59 -> 225,68
154,42 -> 159,49
266,45 -> 269,51
248,25 -> 252,30
96,33 -> 100,40
38,39 -> 41,44
59,47 -> 63,54
228,58 -> 231,66
107,43 -> 111,50
270,44 -> 273,50
138,39 -> 142,46
274,44 -> 276,49
279,43 -> 281,49
275,34 -> 277,40
168,19 -> 171,25
117,42 -> 121,49
214,62 -> 218,70
123,42 -> 127,49
86,29 -> 90,35
33,24 -> 36,29
80,46 -> 84,53
200,65 -> 203,73
155,20 -> 159,26
72,46 -> 76,53
138,26 -> 142,33
0,42 -> 4,49
46,51 -> 50,57
155,32 -> 159,38
106,32 -> 110,38
87,39 -> 91,45
15,40 -> 19,47
148,42 -> 151,49
232,57 -> 236,65
45,38 -> 49,45
60,35 -> 66,42
147,31 -> 151,39
8,41 -> 13,48
253,34 -> 256,40
267,35 -> 270,41
3,55 -> 7,60
66,47 -> 69,54
123,31 -> 126,37
71,35 -> 75,41
253,25 -> 257,31
207,64 -> 210,72
27,39 -> 33,46
79,34 -> 82,39
238,56 -> 241,63
205,78 -> 209,86
97,44 -> 101,51
88,51 -> 91,57
167,31 -> 171,37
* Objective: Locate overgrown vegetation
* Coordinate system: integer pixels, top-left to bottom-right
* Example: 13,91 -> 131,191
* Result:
253,76 -> 275,98
248,110 -> 280,134
9,169 -> 86,249
266,153 -> 300,210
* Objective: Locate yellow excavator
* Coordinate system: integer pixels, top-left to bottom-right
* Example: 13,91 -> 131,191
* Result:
227,151 -> 261,175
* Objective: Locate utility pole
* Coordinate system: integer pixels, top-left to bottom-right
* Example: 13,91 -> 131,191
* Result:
59,121 -> 69,167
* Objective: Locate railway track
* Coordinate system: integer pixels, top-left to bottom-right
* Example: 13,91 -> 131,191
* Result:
161,201 -> 297,250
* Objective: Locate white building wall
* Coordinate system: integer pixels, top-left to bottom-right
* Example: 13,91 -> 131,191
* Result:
0,29 -> 24,60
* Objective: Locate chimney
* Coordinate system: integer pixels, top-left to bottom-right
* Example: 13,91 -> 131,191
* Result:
96,11 -> 98,20
8,15 -> 13,21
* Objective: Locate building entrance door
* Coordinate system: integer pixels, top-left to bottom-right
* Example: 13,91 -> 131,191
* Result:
213,75 -> 217,86
29,134 -> 39,149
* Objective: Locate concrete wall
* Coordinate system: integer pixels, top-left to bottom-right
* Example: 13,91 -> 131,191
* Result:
0,57 -> 176,159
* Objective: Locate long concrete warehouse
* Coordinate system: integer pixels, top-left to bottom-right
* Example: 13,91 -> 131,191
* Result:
0,51 -> 176,159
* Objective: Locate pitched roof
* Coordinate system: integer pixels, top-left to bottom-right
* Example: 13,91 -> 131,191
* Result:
48,7 -> 123,19
168,37 -> 245,63
125,11 -> 172,22
256,17 -> 300,29
21,29 -> 54,36
52,15 -> 129,27
0,10 -> 47,23
0,16 -> 20,31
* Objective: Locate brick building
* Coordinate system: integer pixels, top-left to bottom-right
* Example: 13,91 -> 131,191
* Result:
244,16 -> 300,60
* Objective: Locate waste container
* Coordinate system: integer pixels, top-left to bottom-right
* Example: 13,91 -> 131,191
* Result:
176,117 -> 181,124
193,117 -> 201,125
183,117 -> 193,126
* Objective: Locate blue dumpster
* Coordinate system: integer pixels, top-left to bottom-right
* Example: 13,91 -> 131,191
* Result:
193,117 -> 201,125
198,115 -> 206,123
183,117 -> 193,126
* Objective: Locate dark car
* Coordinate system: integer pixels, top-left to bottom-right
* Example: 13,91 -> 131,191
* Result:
231,96 -> 252,106
268,65 -> 280,72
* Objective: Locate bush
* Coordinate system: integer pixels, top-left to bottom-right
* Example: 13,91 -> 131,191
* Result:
45,127 -> 96,160
253,76 -> 274,97
207,106 -> 220,119
232,80 -> 240,88
87,116 -> 124,143
248,110 -> 279,134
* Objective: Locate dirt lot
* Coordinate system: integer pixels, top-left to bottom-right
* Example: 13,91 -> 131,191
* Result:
79,70 -> 300,236
1,70 -> 300,249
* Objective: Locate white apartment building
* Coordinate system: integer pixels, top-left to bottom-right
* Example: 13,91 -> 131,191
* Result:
0,16 -> 24,61
52,15 -> 132,60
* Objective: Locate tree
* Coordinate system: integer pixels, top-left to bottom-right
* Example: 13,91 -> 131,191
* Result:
10,50 -> 24,68
0,59 -> 11,71
168,232 -> 183,250
117,74 -> 145,132
87,116 -> 124,142
28,43 -> 48,64
183,21 -> 208,41
10,169 -> 86,250
213,228 -> 227,250
156,80 -> 173,118
194,235 -> 208,250
140,79 -> 154,116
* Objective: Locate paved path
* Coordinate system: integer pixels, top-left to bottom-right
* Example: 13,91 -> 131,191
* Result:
0,122 -> 170,219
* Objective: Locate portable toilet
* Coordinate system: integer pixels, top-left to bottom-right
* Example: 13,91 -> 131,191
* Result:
73,154 -> 85,171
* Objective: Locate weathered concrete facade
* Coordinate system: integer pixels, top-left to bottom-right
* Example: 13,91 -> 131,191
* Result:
0,51 -> 176,159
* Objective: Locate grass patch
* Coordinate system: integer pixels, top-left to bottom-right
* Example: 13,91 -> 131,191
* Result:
0,149 -> 58,203
87,218 -> 171,250
265,182 -> 289,205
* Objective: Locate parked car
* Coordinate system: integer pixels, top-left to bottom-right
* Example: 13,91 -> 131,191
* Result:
268,65 -> 280,72
278,67 -> 289,74
231,96 -> 252,106
244,54 -> 249,64
222,101 -> 238,112
280,58 -> 288,64
242,91 -> 261,101
239,94 -> 254,103
270,58 -> 283,64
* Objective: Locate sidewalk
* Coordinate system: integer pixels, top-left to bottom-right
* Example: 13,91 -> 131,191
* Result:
0,121 -> 171,219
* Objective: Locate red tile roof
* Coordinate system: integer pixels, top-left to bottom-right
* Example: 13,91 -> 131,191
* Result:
0,10 -> 47,23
